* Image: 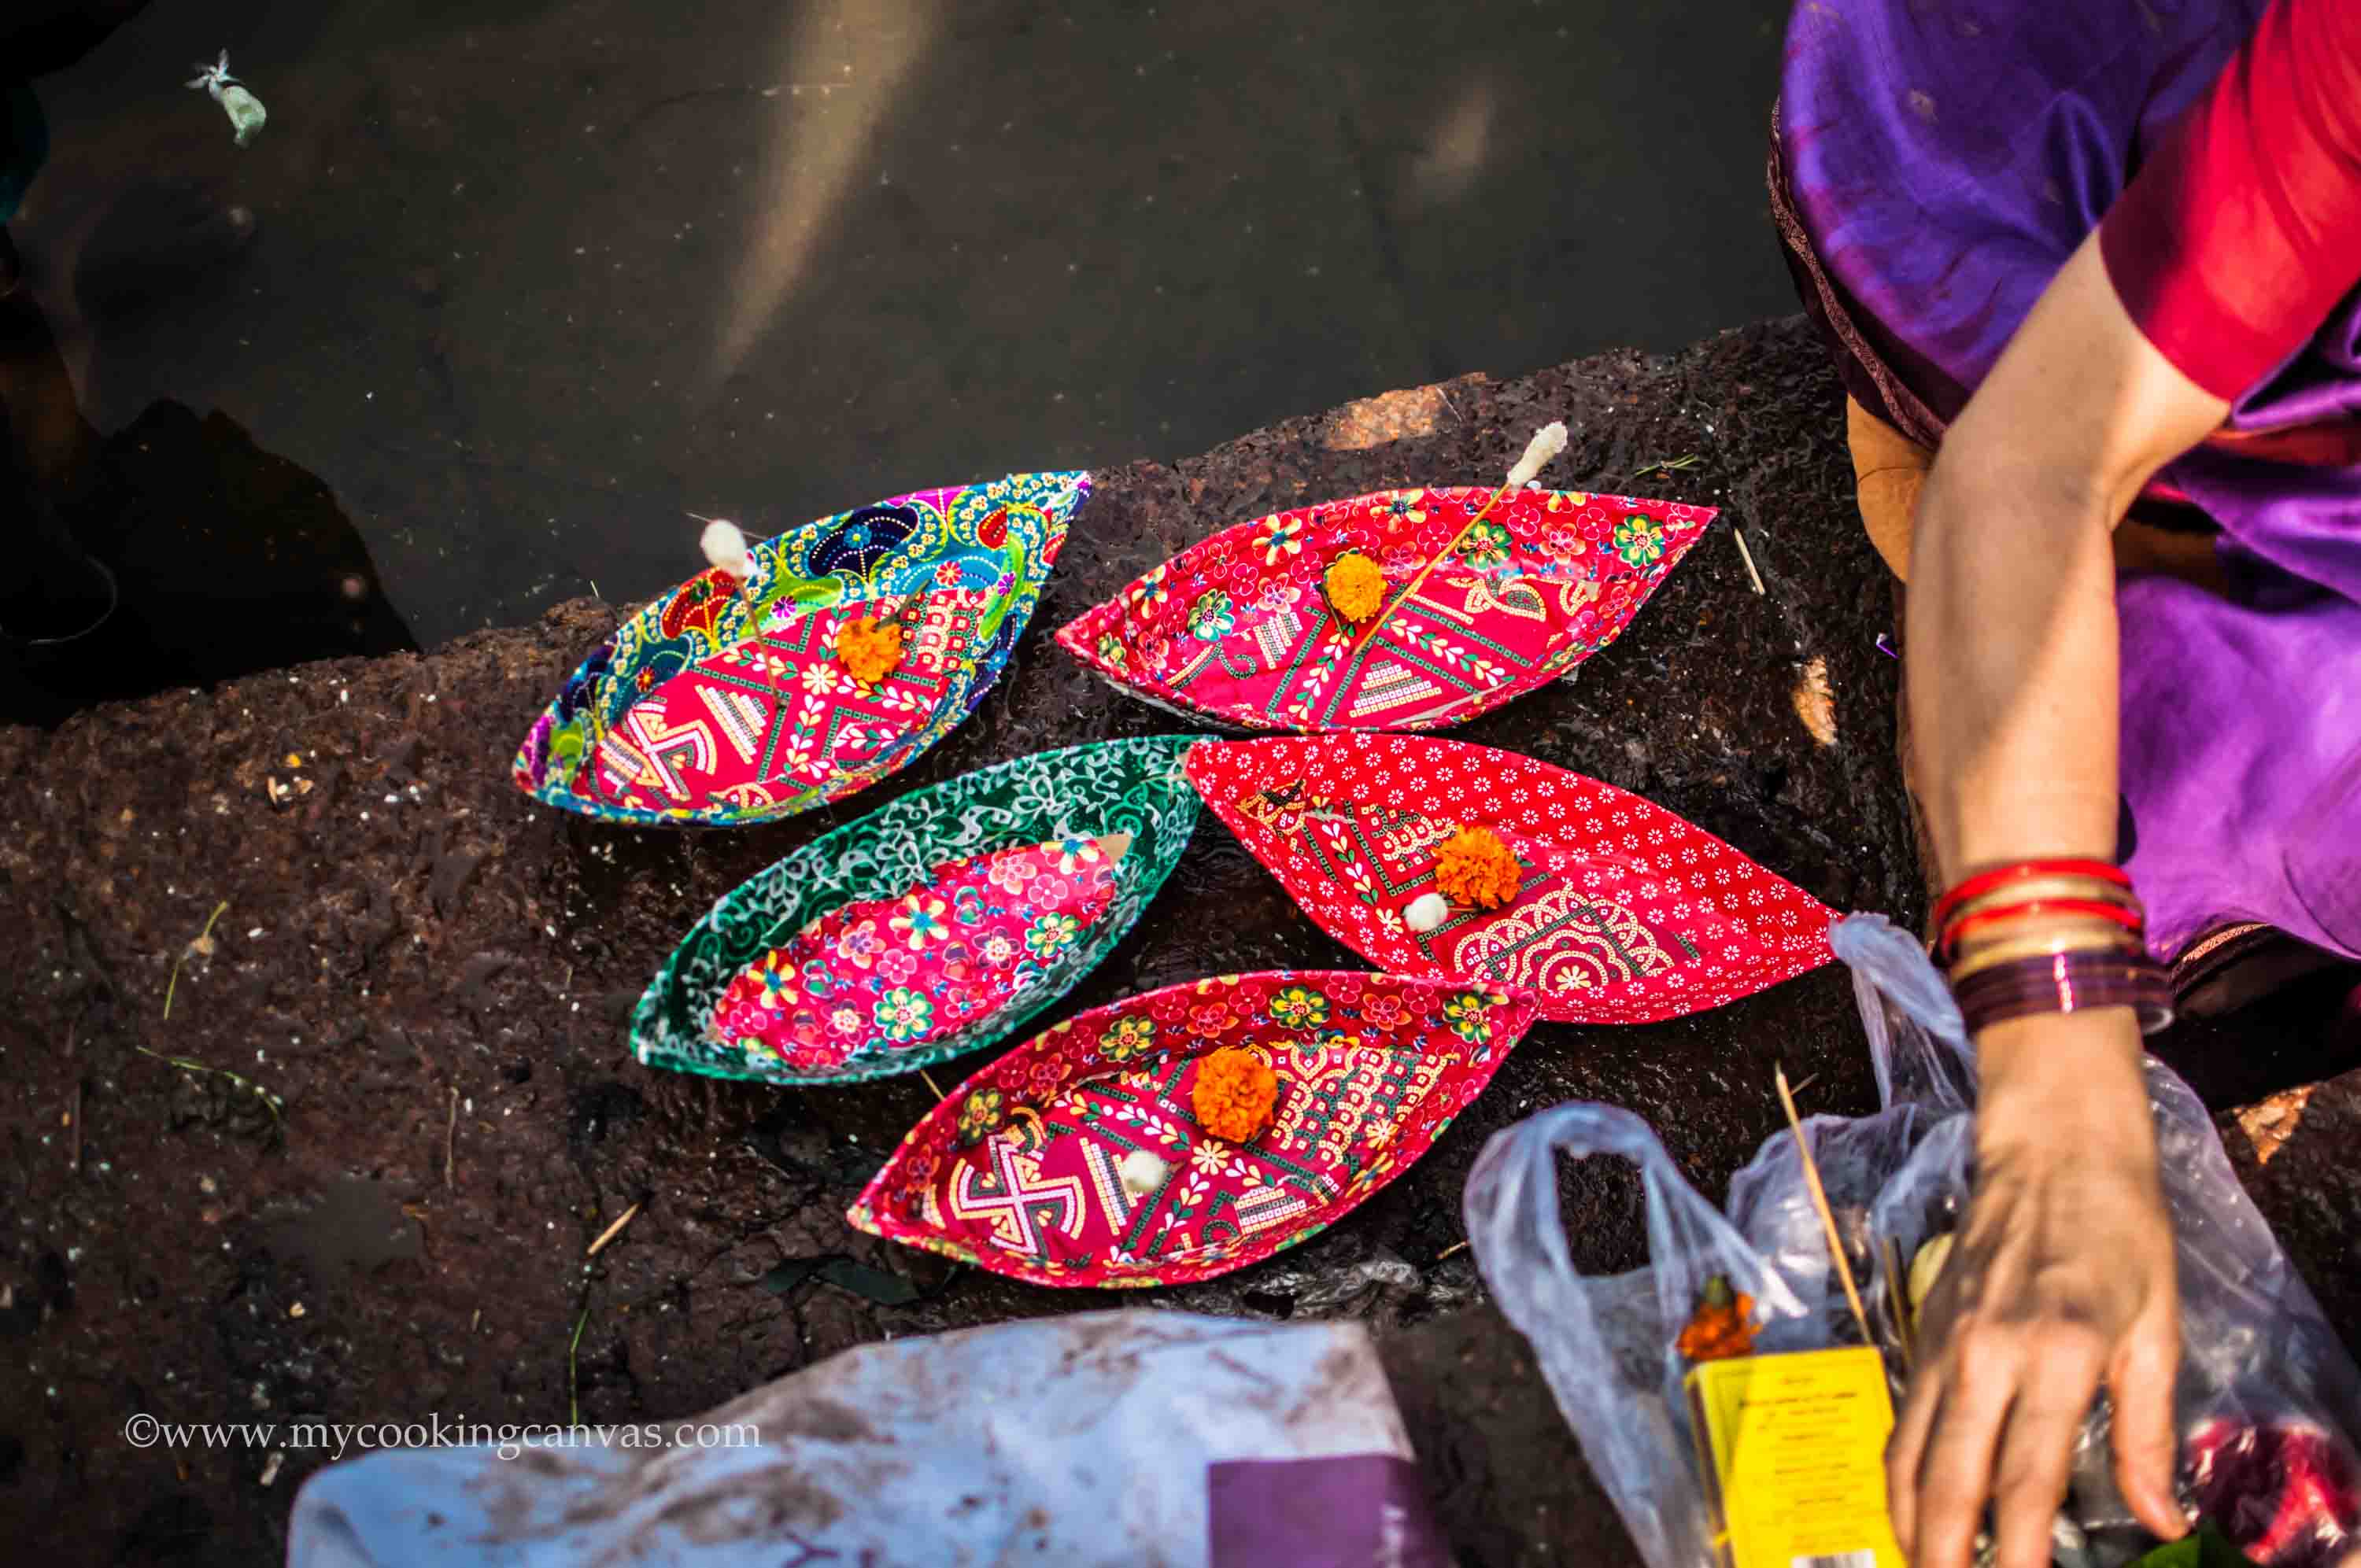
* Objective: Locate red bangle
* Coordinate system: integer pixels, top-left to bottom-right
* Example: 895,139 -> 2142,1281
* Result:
1932,859 -> 2131,931
1939,898 -> 2144,961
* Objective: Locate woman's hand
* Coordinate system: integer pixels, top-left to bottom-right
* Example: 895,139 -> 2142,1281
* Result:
1892,230 -> 2228,1568
1888,1006 -> 2185,1568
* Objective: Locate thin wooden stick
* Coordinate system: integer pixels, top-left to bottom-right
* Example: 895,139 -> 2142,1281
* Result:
918,1068 -> 946,1101
68,1083 -> 82,1170
1733,528 -> 1768,596
1353,421 -> 1567,655
1775,1064 -> 1871,1344
585,1201 -> 642,1259
1354,478 -> 1518,655
445,1087 -> 459,1188
1879,1234 -> 1916,1371
1435,1238 -> 1471,1263
691,513 -> 781,693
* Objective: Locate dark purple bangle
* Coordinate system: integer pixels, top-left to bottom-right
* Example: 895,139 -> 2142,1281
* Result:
1950,951 -> 2175,1037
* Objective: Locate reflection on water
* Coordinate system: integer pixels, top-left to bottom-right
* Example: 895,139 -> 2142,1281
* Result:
1,175 -> 413,725
714,0 -> 932,383
5,0 -> 1791,701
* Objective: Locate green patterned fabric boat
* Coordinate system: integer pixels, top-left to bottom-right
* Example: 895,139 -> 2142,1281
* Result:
630,736 -> 1201,1085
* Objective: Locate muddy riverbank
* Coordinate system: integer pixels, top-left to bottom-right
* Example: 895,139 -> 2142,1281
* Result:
5,316 -> 2353,1564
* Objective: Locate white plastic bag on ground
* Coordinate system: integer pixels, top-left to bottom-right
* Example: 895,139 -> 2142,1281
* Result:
288,1309 -> 1448,1568
1465,913 -> 2361,1568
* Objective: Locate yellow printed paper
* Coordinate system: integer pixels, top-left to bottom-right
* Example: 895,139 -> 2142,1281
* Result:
1685,1345 -> 1906,1568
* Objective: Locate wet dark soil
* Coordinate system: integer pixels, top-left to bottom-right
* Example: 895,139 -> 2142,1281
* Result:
4,315 -> 2355,1565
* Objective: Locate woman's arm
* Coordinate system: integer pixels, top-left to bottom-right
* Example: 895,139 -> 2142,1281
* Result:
1889,233 -> 2227,1568
1910,235 -> 2227,877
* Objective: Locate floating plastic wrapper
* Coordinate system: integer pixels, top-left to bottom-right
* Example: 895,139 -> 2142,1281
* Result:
1464,913 -> 2361,1568
187,53 -> 265,148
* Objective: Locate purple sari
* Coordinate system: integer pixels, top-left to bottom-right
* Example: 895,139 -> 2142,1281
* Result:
1775,0 -> 2361,963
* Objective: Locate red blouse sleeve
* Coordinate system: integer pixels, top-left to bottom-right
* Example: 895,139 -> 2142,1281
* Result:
2099,0 -> 2361,402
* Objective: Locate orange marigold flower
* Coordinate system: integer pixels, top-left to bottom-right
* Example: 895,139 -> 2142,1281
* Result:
835,617 -> 905,684
1675,1275 -> 1758,1363
1192,1046 -> 1278,1143
1433,825 -> 1521,910
1323,552 -> 1387,623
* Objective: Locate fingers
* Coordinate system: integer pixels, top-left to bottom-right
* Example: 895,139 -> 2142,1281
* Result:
2110,1304 -> 2187,1540
1886,1357 -> 1945,1551
1897,1297 -> 2180,1568
1911,1334 -> 2019,1568
1889,1260 -> 1976,1552
1988,1327 -> 2108,1568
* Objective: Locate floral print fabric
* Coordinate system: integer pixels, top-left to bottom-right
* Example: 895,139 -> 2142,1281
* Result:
1186,735 -> 1835,1024
709,836 -> 1125,1074
514,471 -> 1090,827
1055,485 -> 1713,732
849,972 -> 1538,1288
631,737 -> 1201,1086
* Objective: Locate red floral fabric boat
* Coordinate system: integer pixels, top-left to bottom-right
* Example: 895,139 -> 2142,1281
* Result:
850,972 -> 1537,1288
1055,485 -> 1713,730
1187,736 -> 1835,1023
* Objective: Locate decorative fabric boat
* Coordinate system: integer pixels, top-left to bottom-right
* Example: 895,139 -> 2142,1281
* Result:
1055,485 -> 1713,731
850,971 -> 1537,1288
1187,735 -> 1834,1023
630,736 -> 1199,1085
514,472 -> 1090,826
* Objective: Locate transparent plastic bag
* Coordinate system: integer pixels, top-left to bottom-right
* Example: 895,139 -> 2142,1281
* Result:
290,1312 -> 1449,1568
1465,913 -> 2361,1568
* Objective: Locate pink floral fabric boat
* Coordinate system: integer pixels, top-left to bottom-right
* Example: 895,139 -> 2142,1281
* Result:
851,971 -> 1538,1287
1056,485 -> 1713,730
707,833 -> 1131,1074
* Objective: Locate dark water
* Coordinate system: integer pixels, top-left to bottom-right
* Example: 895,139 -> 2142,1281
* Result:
1,0 -> 1792,717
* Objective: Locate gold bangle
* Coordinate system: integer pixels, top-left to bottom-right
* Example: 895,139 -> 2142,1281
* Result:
1943,876 -> 2143,924
1948,908 -> 2143,957
1945,924 -> 2141,981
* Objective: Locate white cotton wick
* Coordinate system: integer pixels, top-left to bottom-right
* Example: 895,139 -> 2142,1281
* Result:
1118,1148 -> 1169,1197
1404,892 -> 1450,934
1503,421 -> 1568,490
697,518 -> 754,581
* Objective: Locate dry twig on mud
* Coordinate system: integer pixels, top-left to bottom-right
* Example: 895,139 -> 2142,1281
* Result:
586,1201 -> 642,1259
1732,528 -> 1768,596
